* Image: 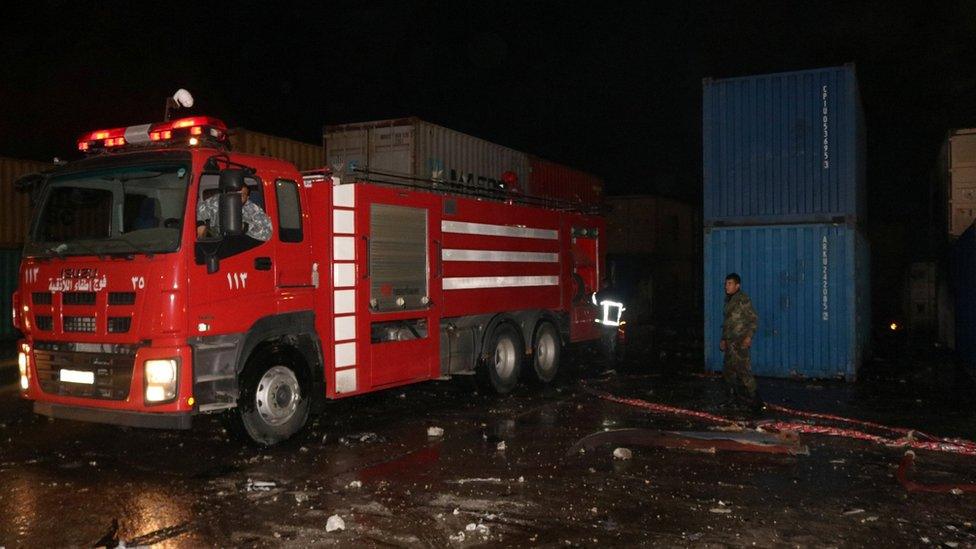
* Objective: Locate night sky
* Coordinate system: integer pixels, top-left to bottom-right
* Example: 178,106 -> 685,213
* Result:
3,1 -> 976,318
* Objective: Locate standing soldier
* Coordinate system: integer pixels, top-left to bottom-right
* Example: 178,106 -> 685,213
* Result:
719,273 -> 763,413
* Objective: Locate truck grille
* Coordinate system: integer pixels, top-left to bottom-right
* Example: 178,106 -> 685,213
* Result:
34,342 -> 136,401
33,292 -> 53,305
108,292 -> 136,305
107,317 -> 131,333
35,316 -> 53,331
63,292 -> 97,305
63,316 -> 97,333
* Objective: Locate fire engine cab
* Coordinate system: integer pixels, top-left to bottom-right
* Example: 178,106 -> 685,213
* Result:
13,113 -> 613,444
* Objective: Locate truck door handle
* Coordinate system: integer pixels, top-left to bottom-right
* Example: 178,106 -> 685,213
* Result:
255,257 -> 272,271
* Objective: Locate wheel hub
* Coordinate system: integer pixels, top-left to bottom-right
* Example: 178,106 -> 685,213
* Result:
255,365 -> 301,426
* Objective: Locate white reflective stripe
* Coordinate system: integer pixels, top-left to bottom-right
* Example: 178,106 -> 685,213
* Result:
333,184 -> 355,208
124,124 -> 152,144
441,220 -> 558,240
336,368 -> 357,394
442,249 -> 558,263
443,275 -> 559,290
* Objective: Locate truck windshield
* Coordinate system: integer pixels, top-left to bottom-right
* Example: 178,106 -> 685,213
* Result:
25,163 -> 190,257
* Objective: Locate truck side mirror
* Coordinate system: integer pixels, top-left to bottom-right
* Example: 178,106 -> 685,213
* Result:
217,168 -> 245,237
219,192 -> 243,236
206,254 -> 220,274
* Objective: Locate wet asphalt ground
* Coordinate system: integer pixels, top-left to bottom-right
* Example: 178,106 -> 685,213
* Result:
1,344 -> 975,548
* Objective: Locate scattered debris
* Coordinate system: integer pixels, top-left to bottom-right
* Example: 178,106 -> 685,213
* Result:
709,508 -> 732,514
294,492 -> 309,503
428,426 -> 445,438
326,515 -> 345,533
346,480 -> 362,490
449,531 -> 465,543
843,509 -> 865,516
613,447 -> 633,460
496,441 -> 507,451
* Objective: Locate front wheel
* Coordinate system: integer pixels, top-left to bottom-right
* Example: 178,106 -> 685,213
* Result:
232,348 -> 310,445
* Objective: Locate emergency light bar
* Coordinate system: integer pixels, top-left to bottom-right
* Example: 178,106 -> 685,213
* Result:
77,116 -> 228,153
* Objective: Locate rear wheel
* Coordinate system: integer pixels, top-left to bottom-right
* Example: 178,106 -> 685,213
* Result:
477,323 -> 523,395
232,347 -> 310,445
528,321 -> 561,384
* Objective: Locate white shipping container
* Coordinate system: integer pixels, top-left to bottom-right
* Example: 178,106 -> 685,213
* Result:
324,118 -> 530,194
940,129 -> 976,237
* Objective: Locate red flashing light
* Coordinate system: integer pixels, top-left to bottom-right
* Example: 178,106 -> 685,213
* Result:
78,116 -> 227,153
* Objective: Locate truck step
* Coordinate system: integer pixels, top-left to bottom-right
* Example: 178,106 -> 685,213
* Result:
198,402 -> 236,413
196,374 -> 237,383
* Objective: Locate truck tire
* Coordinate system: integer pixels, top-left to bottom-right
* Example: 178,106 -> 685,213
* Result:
478,323 -> 523,395
233,346 -> 310,445
528,321 -> 561,384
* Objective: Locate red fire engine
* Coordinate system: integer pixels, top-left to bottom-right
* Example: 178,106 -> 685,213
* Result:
13,113 -> 616,444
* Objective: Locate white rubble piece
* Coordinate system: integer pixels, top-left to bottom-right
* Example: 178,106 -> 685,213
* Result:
326,514 -> 346,532
245,480 -> 277,492
428,426 -> 445,438
613,447 -> 632,460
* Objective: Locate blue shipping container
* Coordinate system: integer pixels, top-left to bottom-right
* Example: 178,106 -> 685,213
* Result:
703,64 -> 866,225
704,224 -> 870,380
0,248 -> 22,342
952,224 -> 976,375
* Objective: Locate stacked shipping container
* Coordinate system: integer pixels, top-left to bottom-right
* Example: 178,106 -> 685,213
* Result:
229,128 -> 324,172
324,118 -> 603,208
702,65 -> 870,380
1,157 -> 51,345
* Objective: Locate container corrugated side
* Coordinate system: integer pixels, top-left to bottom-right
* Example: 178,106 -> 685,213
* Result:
1,157 -> 50,247
229,129 -> 324,172
952,223 -> 976,373
704,224 -> 870,380
0,248 -> 21,341
703,64 -> 865,225
325,118 -> 529,194
527,157 -> 603,207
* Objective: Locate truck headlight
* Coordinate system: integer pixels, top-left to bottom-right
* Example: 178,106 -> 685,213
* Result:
144,359 -> 178,403
18,346 -> 28,390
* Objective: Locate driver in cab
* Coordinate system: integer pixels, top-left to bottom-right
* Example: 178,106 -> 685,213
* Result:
196,183 -> 272,242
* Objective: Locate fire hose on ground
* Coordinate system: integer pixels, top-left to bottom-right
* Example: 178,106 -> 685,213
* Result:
582,385 -> 976,493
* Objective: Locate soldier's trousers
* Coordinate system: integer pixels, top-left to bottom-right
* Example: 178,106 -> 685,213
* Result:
723,341 -> 757,400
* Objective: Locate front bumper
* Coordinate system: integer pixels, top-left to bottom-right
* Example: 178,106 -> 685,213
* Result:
34,401 -> 193,430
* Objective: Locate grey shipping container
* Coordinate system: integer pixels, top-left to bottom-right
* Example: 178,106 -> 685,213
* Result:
229,128 -> 324,172
0,248 -> 21,342
704,224 -> 870,380
703,64 -> 866,225
325,117 -> 531,195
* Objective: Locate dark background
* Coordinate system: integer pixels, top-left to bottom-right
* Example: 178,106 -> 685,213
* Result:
2,1 -> 975,322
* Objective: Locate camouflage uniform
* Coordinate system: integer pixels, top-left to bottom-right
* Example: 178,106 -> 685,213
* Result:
722,290 -> 759,401
196,195 -> 273,242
